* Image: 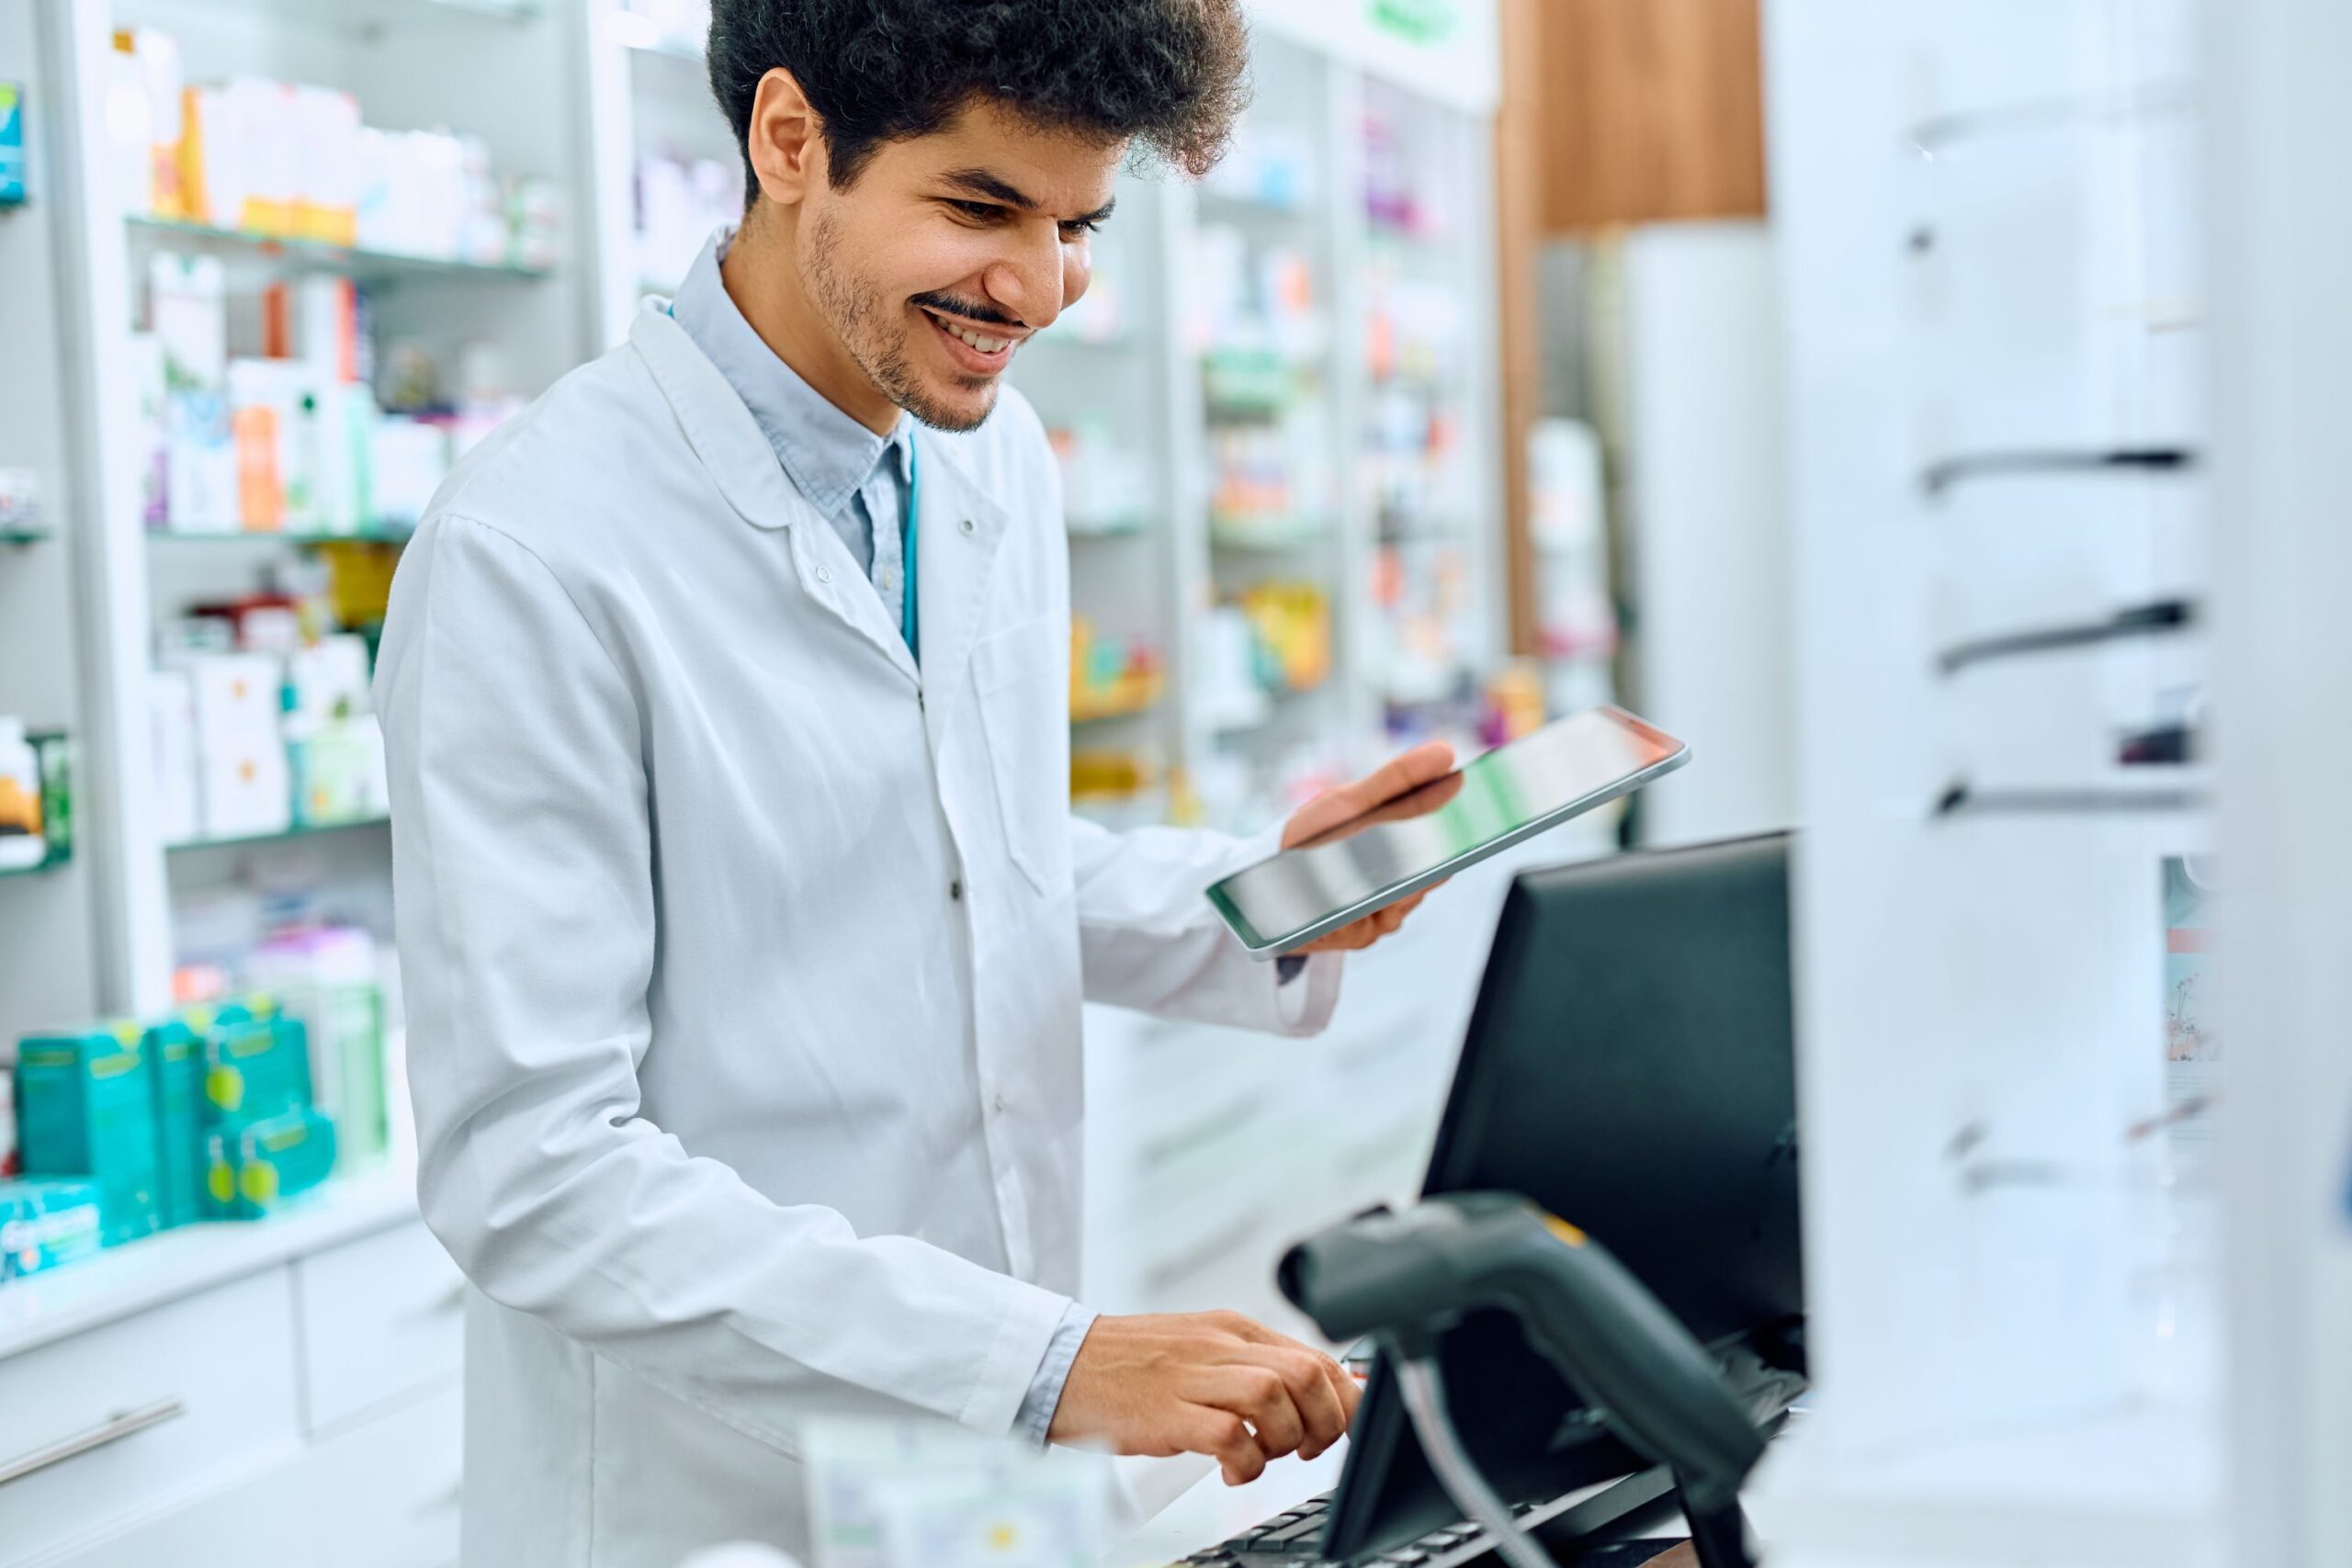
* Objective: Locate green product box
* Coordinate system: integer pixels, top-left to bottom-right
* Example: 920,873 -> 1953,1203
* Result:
203,1106 -> 337,1220
13,1023 -> 161,1247
197,1004 -> 312,1127
0,1179 -> 105,1279
146,1019 -> 206,1229
28,731 -> 73,863
275,982 -> 386,1172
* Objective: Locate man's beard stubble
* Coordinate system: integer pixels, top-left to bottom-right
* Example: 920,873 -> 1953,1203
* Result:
805,209 -> 999,434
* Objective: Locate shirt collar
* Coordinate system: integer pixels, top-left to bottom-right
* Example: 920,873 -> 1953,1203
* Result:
670,226 -> 911,518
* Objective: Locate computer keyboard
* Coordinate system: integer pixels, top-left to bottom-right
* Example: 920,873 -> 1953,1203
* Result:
1179,1490 -> 1578,1566
1177,1470 -> 1685,1567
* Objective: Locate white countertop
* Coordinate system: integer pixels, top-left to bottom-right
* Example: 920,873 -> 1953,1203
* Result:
0,1165 -> 421,1359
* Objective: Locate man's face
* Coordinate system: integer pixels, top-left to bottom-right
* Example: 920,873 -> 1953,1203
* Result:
796,98 -> 1120,432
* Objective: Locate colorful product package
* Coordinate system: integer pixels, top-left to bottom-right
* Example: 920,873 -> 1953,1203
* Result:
0,81 -> 26,207
145,1018 -> 205,1228
198,1005 -> 312,1127
0,1179 -> 105,1279
248,931 -> 387,1171
203,1106 -> 336,1220
13,1024 -> 161,1247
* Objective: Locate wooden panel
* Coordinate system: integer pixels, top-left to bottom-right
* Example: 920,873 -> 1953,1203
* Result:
1496,0 -> 1545,654
1537,0 -> 1770,231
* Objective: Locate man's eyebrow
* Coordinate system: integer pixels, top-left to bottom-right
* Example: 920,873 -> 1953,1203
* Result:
939,167 -> 1041,209
938,167 -> 1116,224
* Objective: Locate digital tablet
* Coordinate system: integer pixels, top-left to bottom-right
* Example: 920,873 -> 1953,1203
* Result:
1205,705 -> 1690,957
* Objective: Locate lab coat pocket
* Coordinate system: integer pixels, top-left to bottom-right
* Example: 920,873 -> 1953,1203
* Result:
974,615 -> 1072,897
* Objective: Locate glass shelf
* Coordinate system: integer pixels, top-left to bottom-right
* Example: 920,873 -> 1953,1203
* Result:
0,525 -> 52,546
0,850 -> 71,881
167,816 -> 390,854
148,526 -> 414,546
128,215 -> 552,285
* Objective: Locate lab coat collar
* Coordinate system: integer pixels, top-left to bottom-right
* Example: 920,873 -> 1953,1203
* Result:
631,298 -> 1012,709
631,299 -> 808,535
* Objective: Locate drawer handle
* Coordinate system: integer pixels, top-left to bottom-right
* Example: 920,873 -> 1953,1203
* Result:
0,1399 -> 187,1488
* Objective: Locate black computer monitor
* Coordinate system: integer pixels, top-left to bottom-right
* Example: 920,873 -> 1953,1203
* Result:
1316,832 -> 1805,1564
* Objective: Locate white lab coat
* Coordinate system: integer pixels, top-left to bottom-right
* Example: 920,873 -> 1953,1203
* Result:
374,301 -> 1341,1568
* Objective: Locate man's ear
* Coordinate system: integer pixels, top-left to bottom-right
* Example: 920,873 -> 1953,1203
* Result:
746,66 -> 826,207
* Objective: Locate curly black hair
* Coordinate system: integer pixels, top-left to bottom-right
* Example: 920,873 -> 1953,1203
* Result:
707,0 -> 1251,204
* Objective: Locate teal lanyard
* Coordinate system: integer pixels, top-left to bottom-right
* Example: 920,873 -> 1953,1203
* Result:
900,436 -> 920,661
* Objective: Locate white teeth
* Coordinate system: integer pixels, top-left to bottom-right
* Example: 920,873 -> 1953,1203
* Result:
934,315 -> 1009,355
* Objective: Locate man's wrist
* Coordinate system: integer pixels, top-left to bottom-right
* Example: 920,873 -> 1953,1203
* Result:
1012,1301 -> 1100,1447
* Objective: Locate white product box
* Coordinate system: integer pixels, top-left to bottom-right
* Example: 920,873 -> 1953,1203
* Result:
150,252 -> 226,389
370,416 -> 450,525
198,733 -> 291,840
288,635 -> 372,726
188,652 -> 284,743
164,389 -> 238,531
147,668 -> 200,845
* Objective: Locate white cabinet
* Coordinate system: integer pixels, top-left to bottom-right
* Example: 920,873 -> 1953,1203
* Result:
295,1221 -> 465,1436
46,1386 -> 461,1568
0,1270 -> 301,1567
0,1204 -> 459,1568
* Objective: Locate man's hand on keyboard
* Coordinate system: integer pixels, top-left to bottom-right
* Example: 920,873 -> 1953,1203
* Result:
1047,1310 -> 1361,1484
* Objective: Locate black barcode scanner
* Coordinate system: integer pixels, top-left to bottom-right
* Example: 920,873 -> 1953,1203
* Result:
1280,1193 -> 1764,1568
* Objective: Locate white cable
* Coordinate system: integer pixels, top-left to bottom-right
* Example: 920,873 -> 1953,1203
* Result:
1393,1353 -> 1557,1568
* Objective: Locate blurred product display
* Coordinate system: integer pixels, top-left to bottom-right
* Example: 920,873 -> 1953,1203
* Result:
0,721 -> 73,874
107,27 -> 560,269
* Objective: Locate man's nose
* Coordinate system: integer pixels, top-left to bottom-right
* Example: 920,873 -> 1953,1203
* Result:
980,222 -> 1067,333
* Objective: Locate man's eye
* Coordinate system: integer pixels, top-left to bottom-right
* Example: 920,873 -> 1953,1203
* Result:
950,200 -> 1003,222
1059,219 -> 1101,239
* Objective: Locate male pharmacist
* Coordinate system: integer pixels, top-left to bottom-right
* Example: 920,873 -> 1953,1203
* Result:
374,3 -> 1450,1563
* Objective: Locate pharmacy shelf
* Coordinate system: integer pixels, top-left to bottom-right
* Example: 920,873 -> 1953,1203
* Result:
0,526 -> 53,546
167,0 -> 544,32
126,214 -> 553,286
147,526 -> 414,546
0,1166 -> 419,1361
165,815 -> 390,854
1071,698 -> 1164,728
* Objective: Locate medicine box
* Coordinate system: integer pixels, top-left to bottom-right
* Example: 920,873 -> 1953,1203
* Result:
0,82 -> 26,207
0,1179 -> 105,1280
204,1106 -> 336,1220
198,1005 -> 312,1127
14,1024 -> 162,1247
147,1018 -> 206,1229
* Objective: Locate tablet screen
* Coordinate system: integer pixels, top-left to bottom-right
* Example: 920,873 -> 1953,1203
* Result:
1207,706 -> 1687,953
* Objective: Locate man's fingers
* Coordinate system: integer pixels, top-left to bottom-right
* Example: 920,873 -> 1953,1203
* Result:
1247,1346 -> 1350,1458
1194,1364 -> 1307,1461
1182,1405 -> 1269,1485
1335,742 -> 1456,815
1321,1352 -> 1363,1427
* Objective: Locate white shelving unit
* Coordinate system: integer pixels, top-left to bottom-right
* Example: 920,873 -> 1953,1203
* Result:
1751,2 -> 2237,1563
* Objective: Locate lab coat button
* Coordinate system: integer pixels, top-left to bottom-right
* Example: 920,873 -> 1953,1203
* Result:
959,517 -> 976,536
814,565 -> 832,584
949,879 -> 963,901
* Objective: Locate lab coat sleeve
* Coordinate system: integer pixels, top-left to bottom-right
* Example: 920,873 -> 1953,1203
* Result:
1069,816 -> 1342,1034
379,515 -> 1069,1452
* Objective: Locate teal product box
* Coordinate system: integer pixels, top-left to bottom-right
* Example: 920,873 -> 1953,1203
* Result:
13,1023 -> 161,1247
198,1003 -> 312,1127
203,1106 -> 336,1220
146,1019 -> 206,1229
0,83 -> 25,208
0,1179 -> 104,1279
